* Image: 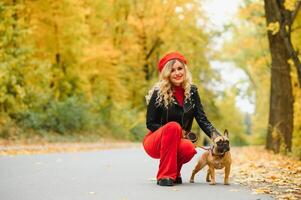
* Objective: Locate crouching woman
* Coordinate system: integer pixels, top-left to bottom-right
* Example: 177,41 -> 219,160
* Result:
143,52 -> 218,186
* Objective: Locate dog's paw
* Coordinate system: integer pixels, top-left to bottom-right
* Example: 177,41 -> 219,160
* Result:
209,182 -> 216,185
189,179 -> 194,183
224,182 -> 230,185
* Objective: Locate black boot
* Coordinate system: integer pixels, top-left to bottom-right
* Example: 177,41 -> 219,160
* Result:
157,178 -> 174,186
174,177 -> 182,184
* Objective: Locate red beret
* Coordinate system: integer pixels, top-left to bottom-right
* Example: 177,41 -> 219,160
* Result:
158,52 -> 187,72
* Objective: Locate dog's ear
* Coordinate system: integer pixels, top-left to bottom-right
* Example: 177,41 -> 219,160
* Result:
224,129 -> 229,138
211,130 -> 218,141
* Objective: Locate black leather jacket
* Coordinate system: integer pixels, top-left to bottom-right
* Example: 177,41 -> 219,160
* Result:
146,85 -> 215,138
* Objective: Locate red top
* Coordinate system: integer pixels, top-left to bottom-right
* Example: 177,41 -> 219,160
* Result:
173,86 -> 184,106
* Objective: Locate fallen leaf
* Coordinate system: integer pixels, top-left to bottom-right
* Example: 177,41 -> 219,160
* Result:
252,187 -> 271,194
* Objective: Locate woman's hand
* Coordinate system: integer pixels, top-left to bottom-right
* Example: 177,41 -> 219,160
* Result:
182,129 -> 187,138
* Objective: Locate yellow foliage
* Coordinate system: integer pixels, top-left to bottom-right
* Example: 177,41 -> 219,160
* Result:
291,4 -> 301,159
284,0 -> 297,11
267,22 -> 280,35
287,58 -> 294,66
290,61 -> 301,159
80,40 -> 128,107
237,1 -> 265,26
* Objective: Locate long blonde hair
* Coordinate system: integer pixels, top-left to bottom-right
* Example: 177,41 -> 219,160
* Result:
146,59 -> 193,108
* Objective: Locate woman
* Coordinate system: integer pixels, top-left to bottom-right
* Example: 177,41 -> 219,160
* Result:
143,52 -> 219,186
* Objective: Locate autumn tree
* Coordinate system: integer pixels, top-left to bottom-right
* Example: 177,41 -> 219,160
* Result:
264,0 -> 301,153
0,1 -> 50,115
25,0 -> 89,100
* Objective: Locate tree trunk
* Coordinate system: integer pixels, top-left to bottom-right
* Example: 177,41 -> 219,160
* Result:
264,0 -> 294,153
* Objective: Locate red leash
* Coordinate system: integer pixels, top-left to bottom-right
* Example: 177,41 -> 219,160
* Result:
198,146 -> 211,151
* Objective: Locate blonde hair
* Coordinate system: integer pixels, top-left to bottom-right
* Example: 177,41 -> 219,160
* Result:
146,59 -> 193,108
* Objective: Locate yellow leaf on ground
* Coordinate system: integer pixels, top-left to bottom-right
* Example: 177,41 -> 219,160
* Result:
252,187 -> 271,194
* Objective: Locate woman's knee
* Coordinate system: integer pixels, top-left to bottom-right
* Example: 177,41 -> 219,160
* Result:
164,121 -> 182,132
162,121 -> 182,138
143,134 -> 160,159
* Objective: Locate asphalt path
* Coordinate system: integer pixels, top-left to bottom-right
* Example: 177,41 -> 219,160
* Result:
0,146 -> 274,200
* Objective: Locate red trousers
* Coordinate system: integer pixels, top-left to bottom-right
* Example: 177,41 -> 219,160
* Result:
143,121 -> 197,180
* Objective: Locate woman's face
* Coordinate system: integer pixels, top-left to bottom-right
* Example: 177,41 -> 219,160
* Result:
169,60 -> 185,87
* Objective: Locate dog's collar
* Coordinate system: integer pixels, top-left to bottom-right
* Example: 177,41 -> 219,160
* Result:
210,147 -> 229,158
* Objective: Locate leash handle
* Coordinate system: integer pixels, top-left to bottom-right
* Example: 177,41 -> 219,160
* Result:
184,131 -> 198,143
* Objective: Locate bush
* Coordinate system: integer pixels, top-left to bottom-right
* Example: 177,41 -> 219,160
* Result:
15,97 -> 96,134
130,123 -> 146,141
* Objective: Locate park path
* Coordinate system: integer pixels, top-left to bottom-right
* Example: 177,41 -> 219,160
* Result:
0,147 -> 273,200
